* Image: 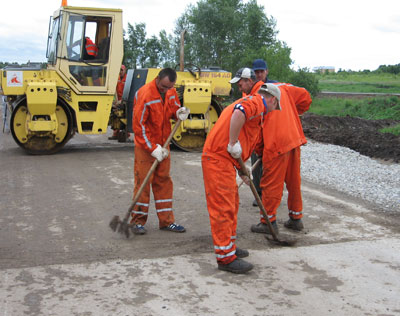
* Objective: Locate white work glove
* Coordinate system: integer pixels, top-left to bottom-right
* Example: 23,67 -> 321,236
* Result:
176,107 -> 190,121
227,140 -> 242,159
151,144 -> 169,162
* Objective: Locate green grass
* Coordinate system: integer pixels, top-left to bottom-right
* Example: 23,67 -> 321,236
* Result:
380,124 -> 400,136
310,96 -> 400,135
312,72 -> 400,135
310,96 -> 400,119
317,72 -> 400,93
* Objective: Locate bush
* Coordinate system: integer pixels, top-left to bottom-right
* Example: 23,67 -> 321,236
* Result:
286,68 -> 320,97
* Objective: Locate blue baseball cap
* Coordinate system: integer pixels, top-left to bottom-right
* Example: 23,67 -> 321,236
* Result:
252,59 -> 268,70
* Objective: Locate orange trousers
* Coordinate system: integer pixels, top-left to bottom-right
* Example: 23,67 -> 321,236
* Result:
202,155 -> 239,265
260,146 -> 303,223
130,145 -> 175,228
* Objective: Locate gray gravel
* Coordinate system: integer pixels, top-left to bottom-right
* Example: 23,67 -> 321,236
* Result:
301,140 -> 400,212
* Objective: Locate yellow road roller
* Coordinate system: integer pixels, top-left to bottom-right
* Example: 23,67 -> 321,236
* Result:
0,3 -> 231,154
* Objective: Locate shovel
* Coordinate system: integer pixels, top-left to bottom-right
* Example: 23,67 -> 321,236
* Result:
238,157 -> 261,189
109,119 -> 182,238
237,157 -> 297,247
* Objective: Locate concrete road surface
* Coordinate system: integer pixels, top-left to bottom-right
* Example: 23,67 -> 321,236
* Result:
1,129 -> 399,315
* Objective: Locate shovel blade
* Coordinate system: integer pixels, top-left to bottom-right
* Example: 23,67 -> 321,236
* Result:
265,235 -> 297,247
109,216 -> 120,232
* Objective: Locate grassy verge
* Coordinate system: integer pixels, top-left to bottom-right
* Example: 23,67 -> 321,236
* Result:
317,72 -> 400,93
310,96 -> 400,135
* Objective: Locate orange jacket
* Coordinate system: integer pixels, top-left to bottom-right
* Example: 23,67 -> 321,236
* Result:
241,80 -> 264,98
116,73 -> 127,101
258,83 -> 311,162
133,78 -> 181,153
202,91 -> 266,170
85,37 -> 98,57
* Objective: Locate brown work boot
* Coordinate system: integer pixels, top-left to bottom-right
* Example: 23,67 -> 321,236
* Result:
218,258 -> 253,274
235,247 -> 249,258
284,218 -> 304,231
251,221 -> 279,235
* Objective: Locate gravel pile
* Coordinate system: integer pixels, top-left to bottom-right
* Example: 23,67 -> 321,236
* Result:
301,140 -> 400,212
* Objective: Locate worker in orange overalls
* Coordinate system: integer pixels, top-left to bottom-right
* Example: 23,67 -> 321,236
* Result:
249,59 -> 278,206
202,68 -> 281,274
130,68 -> 190,235
109,65 -> 130,141
85,37 -> 98,58
251,83 -> 312,235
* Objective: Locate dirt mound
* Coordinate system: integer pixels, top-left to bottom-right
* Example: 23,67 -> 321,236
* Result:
301,113 -> 400,163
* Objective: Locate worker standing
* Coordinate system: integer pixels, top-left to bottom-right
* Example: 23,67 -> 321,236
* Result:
251,83 -> 311,235
202,68 -> 281,274
250,59 -> 277,206
109,65 -> 129,141
130,68 -> 190,235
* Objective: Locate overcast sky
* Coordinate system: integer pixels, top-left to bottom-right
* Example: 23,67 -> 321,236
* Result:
0,0 -> 399,71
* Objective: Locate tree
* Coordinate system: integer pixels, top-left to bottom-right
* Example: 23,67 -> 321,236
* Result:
173,0 -> 292,77
124,23 -> 147,69
158,30 -> 175,68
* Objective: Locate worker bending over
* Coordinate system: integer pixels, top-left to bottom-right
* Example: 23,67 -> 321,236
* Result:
251,83 -> 311,235
202,67 -> 281,274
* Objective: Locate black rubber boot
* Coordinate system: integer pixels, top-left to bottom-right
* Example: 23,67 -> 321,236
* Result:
218,258 -> 253,274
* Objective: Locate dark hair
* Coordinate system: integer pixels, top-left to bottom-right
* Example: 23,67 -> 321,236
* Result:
158,68 -> 177,82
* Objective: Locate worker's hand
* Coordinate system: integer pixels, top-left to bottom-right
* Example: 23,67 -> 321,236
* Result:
238,166 -> 252,186
151,144 -> 169,162
176,107 -> 190,121
227,140 -> 242,159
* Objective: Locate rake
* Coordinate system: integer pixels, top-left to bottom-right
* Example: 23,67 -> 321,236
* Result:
109,119 -> 182,238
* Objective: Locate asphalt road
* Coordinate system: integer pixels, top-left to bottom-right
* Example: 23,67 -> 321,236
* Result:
1,127 -> 399,316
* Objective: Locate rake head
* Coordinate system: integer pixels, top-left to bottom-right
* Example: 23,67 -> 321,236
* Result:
109,216 -> 131,238
117,218 -> 131,238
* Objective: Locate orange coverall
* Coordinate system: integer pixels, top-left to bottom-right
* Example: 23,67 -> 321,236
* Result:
131,78 -> 181,227
202,85 -> 266,265
85,37 -> 98,57
116,72 -> 126,101
257,83 -> 311,223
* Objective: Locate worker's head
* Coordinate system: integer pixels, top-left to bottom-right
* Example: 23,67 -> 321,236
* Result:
156,68 -> 177,94
258,83 -> 281,112
252,59 -> 269,82
120,65 -> 126,77
229,67 -> 256,95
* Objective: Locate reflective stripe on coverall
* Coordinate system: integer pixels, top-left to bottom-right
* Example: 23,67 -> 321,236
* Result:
85,37 -> 98,57
260,146 -> 302,222
131,145 -> 175,227
202,92 -> 266,265
131,77 -> 181,226
258,83 -> 311,223
133,78 -> 180,153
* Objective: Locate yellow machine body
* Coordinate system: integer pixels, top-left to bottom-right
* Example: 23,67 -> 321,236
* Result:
0,4 -> 231,154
